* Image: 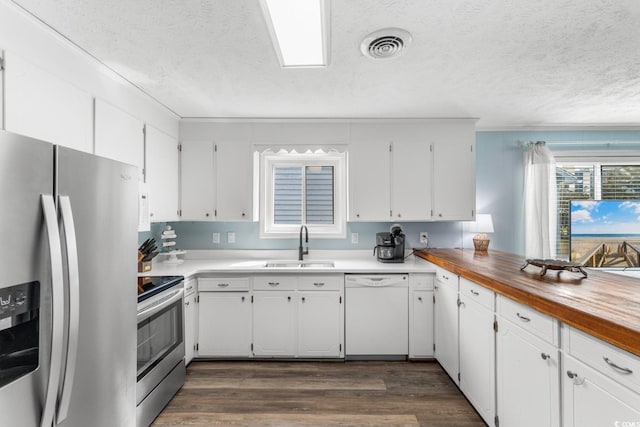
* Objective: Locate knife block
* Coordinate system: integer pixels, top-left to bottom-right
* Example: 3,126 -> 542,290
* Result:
138,261 -> 152,272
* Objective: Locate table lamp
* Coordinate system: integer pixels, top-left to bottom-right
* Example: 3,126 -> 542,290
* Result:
469,214 -> 494,251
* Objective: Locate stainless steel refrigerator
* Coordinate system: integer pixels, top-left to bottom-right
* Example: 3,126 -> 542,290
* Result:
0,131 -> 138,427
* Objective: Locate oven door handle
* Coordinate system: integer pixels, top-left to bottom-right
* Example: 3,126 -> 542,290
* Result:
137,288 -> 184,322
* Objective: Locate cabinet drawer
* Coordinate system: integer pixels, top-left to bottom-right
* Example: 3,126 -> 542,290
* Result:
184,277 -> 196,296
460,277 -> 494,310
199,277 -> 249,291
298,275 -> 343,291
410,273 -> 435,290
253,275 -> 297,291
497,295 -> 558,345
435,266 -> 457,285
566,325 -> 640,391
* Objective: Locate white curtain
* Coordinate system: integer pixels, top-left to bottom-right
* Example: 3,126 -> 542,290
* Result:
524,141 -> 557,259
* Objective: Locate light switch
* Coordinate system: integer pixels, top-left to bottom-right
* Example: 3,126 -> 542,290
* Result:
351,232 -> 359,244
212,232 -> 220,244
227,231 -> 235,244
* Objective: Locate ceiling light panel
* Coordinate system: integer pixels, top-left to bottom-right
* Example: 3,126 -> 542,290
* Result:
261,0 -> 329,68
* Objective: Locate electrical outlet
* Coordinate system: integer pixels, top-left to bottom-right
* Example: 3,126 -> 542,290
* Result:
212,232 -> 220,244
227,231 -> 235,244
420,232 -> 429,245
351,232 -> 359,244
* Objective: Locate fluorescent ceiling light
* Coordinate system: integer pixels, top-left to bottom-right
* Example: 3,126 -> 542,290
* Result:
260,0 -> 329,68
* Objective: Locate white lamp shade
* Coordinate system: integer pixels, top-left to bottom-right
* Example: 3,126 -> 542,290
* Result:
468,214 -> 494,233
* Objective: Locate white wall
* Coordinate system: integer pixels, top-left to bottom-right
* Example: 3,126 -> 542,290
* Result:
0,1 -> 179,143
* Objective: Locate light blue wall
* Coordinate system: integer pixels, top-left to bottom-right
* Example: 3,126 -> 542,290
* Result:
140,130 -> 640,255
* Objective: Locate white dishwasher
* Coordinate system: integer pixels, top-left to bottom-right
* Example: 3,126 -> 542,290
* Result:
345,274 -> 409,359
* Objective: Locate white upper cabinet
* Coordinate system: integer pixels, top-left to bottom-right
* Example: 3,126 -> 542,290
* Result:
94,99 -> 144,180
180,140 -> 215,220
214,141 -> 253,221
348,120 -> 475,222
431,122 -> 476,221
348,137 -> 391,221
180,140 -> 253,221
4,51 -> 93,153
145,125 -> 179,222
391,139 -> 432,220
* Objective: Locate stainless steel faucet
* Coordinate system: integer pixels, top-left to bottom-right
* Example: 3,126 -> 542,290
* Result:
298,225 -> 309,261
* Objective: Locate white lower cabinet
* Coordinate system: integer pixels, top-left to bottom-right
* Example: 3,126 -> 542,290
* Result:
252,275 -> 344,358
252,290 -> 296,356
297,291 -> 342,357
183,278 -> 197,365
409,273 -> 435,358
459,278 -> 495,427
434,267 -> 459,384
496,316 -> 560,427
563,355 -> 640,427
197,277 -> 252,357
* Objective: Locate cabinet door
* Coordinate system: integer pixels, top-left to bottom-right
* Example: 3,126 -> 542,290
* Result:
253,291 -> 296,356
297,291 -> 342,357
94,98 -> 144,181
459,296 -> 495,426
391,141 -> 432,221
197,292 -> 251,356
180,140 -> 215,220
183,292 -> 196,365
348,140 -> 390,221
146,125 -> 179,222
497,318 -> 560,427
215,141 -> 253,221
434,275 -> 459,384
563,355 -> 640,427
4,52 -> 93,153
409,290 -> 434,358
431,123 -> 475,221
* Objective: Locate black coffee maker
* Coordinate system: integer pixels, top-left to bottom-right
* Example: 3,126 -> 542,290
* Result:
374,224 -> 405,263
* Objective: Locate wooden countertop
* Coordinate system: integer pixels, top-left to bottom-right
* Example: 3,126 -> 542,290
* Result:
414,248 -> 640,356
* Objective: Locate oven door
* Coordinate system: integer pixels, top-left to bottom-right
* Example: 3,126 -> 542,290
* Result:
136,285 -> 184,405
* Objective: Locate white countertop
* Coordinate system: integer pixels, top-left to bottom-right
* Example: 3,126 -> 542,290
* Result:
139,250 -> 436,278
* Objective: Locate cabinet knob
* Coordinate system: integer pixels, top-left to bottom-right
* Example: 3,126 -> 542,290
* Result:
418,297 -> 423,301
150,212 -> 154,217
287,296 -> 291,302
241,296 -> 245,302
242,212 -> 246,217
438,213 -> 443,217
205,213 -> 210,217
301,297 -> 306,302
185,301 -> 189,306
356,214 -> 360,218
398,213 -> 401,218
540,353 -> 550,360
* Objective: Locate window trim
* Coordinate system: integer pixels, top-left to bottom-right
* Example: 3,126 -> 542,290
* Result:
259,151 -> 347,238
554,155 -> 640,259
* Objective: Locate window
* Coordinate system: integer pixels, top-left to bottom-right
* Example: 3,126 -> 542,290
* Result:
555,161 -> 640,258
260,150 -> 346,238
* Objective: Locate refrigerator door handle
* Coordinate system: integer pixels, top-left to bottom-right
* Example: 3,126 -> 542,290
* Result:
40,194 -> 65,427
56,195 -> 80,423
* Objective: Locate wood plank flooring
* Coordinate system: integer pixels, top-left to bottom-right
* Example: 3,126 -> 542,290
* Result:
153,360 -> 486,427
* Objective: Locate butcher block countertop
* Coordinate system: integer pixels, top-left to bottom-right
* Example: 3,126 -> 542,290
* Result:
414,248 -> 640,357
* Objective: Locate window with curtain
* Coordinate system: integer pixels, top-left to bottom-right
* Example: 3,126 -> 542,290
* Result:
555,162 -> 640,258
261,151 -> 346,238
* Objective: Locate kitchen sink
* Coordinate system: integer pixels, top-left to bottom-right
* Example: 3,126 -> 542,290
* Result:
264,260 -> 335,268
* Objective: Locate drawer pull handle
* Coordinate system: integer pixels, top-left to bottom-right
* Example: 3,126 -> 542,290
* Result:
217,283 -> 229,287
313,282 -> 325,287
566,370 -> 584,385
470,290 -> 480,296
540,353 -> 550,360
516,313 -> 531,322
603,357 -> 633,374
268,282 -> 280,286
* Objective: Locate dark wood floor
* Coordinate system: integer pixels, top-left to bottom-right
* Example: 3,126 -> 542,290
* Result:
153,360 -> 486,427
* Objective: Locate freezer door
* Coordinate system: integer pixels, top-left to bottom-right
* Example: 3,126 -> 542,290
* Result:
0,131 -> 54,427
56,147 -> 138,427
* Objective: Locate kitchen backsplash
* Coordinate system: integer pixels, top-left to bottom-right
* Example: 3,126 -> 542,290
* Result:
139,221 -> 468,252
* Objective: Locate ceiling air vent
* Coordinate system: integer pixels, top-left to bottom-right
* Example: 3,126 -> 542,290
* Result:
360,28 -> 412,60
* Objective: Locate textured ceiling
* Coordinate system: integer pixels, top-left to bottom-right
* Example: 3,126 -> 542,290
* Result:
10,0 -> 640,128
